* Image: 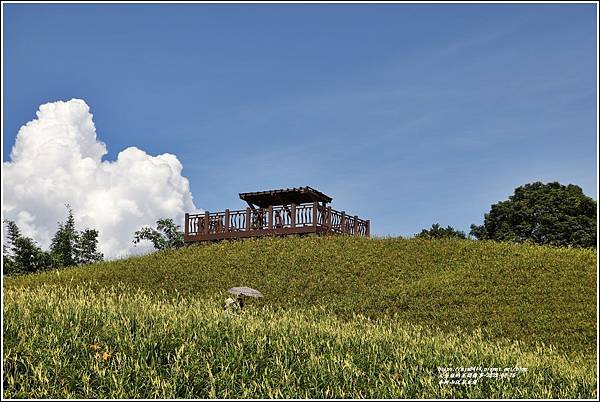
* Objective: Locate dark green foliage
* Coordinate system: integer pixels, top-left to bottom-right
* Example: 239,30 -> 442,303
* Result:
3,220 -> 52,275
2,244 -> 16,274
4,206 -> 102,275
76,229 -> 104,265
470,182 -> 597,248
415,223 -> 467,239
4,219 -> 21,245
50,206 -> 79,268
133,218 -> 184,250
12,237 -> 52,274
3,220 -> 21,275
50,205 -> 103,268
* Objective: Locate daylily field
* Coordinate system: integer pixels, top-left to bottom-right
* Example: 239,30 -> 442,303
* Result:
3,236 -> 597,398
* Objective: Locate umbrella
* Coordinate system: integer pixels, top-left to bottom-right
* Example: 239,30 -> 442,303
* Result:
227,286 -> 263,298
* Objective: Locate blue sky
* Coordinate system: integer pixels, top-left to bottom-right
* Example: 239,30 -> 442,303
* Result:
3,3 -> 597,237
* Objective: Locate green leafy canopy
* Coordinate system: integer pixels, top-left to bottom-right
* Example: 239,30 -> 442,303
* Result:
415,223 -> 467,239
470,182 -> 596,248
133,218 -> 184,251
3,205 -> 103,276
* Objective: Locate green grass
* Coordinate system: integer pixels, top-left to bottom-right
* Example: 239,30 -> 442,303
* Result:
3,236 -> 597,397
3,285 -> 596,398
6,236 -> 596,356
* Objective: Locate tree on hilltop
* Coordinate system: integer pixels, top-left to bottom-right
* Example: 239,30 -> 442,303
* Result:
133,218 -> 184,251
3,220 -> 52,275
50,205 -> 79,268
50,205 -> 103,268
2,205 -> 103,275
470,182 -> 596,248
415,223 -> 467,239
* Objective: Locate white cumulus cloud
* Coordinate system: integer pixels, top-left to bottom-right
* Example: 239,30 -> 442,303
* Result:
3,99 -> 200,259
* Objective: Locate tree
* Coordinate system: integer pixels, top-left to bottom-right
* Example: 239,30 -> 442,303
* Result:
3,207 -> 102,276
415,223 -> 467,239
50,205 -> 103,268
3,219 -> 22,271
2,243 -> 16,275
76,229 -> 104,265
13,237 -> 52,274
50,205 -> 80,268
470,182 -> 597,248
133,218 -> 184,251
3,220 -> 22,275
3,220 -> 51,275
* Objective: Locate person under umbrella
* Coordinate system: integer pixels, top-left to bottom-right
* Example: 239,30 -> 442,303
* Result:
227,286 -> 263,310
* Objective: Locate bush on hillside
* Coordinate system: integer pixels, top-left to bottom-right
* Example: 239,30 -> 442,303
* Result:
415,223 -> 467,239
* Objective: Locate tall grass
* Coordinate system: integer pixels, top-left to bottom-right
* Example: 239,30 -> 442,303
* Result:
5,236 -> 596,359
3,285 -> 596,399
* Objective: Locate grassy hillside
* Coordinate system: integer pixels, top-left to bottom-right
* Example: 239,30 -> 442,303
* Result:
4,236 -> 597,397
3,285 -> 596,399
5,236 -> 596,358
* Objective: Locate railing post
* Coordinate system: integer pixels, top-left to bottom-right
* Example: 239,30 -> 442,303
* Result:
326,206 -> 331,230
312,201 -> 318,227
341,211 -> 346,234
225,209 -> 230,232
291,204 -> 296,227
353,216 -> 358,235
184,213 -> 189,238
268,205 -> 273,229
204,211 -> 210,234
245,208 -> 251,231
366,219 -> 370,237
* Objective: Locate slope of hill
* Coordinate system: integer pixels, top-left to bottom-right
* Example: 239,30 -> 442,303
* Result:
5,236 -> 596,358
4,285 -> 595,399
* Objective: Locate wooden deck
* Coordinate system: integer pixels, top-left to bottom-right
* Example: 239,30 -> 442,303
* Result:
184,201 -> 370,243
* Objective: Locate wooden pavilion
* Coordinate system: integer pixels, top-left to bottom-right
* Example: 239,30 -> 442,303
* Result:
184,186 -> 370,243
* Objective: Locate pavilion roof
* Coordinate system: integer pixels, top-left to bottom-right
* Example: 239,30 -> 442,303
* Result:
239,186 -> 332,208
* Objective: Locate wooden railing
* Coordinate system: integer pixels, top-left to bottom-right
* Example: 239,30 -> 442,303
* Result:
184,202 -> 370,242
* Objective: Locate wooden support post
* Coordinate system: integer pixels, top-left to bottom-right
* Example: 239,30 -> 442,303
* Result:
312,201 -> 318,227
326,206 -> 332,230
341,211 -> 346,234
291,204 -> 296,227
353,216 -> 358,235
224,209 -> 230,232
268,205 -> 273,229
245,207 -> 251,231
366,220 -> 370,237
204,212 -> 210,234
184,213 -> 189,238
